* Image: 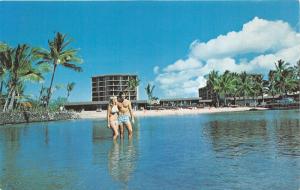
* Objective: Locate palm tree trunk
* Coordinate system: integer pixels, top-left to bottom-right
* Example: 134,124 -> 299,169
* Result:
7,89 -> 16,111
39,85 -> 43,100
0,81 -> 3,95
233,94 -> 236,105
216,94 -> 219,107
3,88 -> 13,112
46,63 -> 57,106
224,95 -> 227,106
244,95 -> 246,106
66,91 -> 70,101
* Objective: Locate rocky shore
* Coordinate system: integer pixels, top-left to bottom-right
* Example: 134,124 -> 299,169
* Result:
0,110 -> 79,125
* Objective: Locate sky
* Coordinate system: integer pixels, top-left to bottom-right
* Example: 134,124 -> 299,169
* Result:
0,1 -> 299,101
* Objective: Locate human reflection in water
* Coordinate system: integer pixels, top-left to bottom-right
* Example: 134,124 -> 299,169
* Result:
108,138 -> 137,185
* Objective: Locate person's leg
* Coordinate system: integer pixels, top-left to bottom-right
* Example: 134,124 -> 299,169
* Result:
119,123 -> 124,138
125,121 -> 133,138
110,121 -> 119,140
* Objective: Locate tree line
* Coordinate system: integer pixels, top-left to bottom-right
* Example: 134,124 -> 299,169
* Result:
206,59 -> 300,107
0,32 -> 83,112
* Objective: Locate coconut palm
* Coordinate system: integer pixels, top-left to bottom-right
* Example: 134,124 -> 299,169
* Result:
229,72 -> 240,105
66,82 -> 75,100
273,59 -> 299,97
268,71 -> 277,99
0,44 -> 44,111
206,70 -> 221,107
253,74 -> 267,104
219,70 -> 237,106
145,83 -> 155,101
0,42 -> 8,51
126,76 -> 140,100
293,60 -> 300,92
238,71 -> 253,106
0,42 -> 9,97
34,32 -> 83,106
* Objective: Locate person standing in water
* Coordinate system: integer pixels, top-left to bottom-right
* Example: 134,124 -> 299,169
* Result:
107,96 -> 120,140
117,91 -> 135,138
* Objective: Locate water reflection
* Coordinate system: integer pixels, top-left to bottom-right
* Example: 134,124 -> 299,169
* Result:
91,120 -> 139,186
108,138 -> 137,185
274,119 -> 300,157
0,110 -> 298,190
204,119 -> 268,158
204,113 -> 300,159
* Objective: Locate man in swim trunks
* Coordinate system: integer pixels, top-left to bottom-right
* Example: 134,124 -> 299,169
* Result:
117,91 -> 135,138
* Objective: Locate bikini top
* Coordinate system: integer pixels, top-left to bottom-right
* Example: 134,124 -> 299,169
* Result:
111,105 -> 119,114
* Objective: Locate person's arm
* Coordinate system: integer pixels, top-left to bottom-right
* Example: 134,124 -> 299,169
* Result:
107,105 -> 111,128
128,101 -> 135,124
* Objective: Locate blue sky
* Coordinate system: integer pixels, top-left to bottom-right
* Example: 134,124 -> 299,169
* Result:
0,1 -> 298,101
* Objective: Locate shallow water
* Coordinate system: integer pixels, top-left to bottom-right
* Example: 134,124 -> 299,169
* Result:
0,110 -> 299,190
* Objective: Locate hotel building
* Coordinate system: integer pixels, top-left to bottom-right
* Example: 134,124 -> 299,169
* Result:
92,74 -> 138,101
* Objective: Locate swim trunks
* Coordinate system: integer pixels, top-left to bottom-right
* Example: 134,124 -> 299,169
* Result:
118,115 -> 130,124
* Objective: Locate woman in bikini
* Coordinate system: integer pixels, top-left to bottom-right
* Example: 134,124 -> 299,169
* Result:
107,96 -> 120,140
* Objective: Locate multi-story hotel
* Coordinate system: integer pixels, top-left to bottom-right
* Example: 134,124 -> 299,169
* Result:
92,74 -> 138,101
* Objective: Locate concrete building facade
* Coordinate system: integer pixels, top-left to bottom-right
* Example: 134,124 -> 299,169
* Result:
92,74 -> 138,101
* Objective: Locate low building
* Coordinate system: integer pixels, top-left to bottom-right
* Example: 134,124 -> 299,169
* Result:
64,97 -> 211,111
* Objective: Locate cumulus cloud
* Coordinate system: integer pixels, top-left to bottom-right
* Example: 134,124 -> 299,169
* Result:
190,17 -> 300,61
154,17 -> 300,98
153,66 -> 160,74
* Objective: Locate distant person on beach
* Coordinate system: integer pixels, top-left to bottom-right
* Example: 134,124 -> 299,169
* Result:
117,91 -> 135,138
107,96 -> 120,140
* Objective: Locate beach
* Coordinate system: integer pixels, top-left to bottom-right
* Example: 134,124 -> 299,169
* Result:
77,107 -> 268,119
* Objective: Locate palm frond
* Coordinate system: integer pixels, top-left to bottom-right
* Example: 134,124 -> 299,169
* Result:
62,62 -> 83,72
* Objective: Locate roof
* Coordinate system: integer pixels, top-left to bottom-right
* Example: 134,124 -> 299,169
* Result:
92,74 -> 138,78
65,97 -> 203,106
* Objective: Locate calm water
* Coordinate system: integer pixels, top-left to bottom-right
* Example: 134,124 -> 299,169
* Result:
0,110 -> 299,190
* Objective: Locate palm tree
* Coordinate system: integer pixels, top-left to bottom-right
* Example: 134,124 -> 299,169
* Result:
229,72 -> 240,105
254,74 -> 267,104
207,70 -> 221,107
66,82 -> 75,100
0,44 -> 44,111
219,71 -> 237,106
34,32 -> 83,107
0,42 -> 9,99
275,59 -> 297,97
126,76 -> 140,100
268,71 -> 277,99
293,60 -> 300,92
0,42 -> 8,51
238,71 -> 253,106
145,83 -> 155,101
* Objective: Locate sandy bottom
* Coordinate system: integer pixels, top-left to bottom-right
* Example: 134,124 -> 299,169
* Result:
77,107 -> 268,119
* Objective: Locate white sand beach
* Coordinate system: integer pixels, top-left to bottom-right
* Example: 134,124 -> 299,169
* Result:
77,107 -> 268,119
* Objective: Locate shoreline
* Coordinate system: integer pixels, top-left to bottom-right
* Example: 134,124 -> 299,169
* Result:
78,107 -> 269,119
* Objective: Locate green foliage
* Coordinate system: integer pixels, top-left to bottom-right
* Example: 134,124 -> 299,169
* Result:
0,44 -> 44,111
127,77 -> 140,90
145,83 -> 155,101
34,32 -> 83,106
48,97 -> 67,111
66,82 -> 75,100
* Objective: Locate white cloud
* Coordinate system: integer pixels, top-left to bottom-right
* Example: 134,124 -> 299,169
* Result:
163,58 -> 202,72
154,17 -> 300,98
190,17 -> 300,61
153,66 -> 160,74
